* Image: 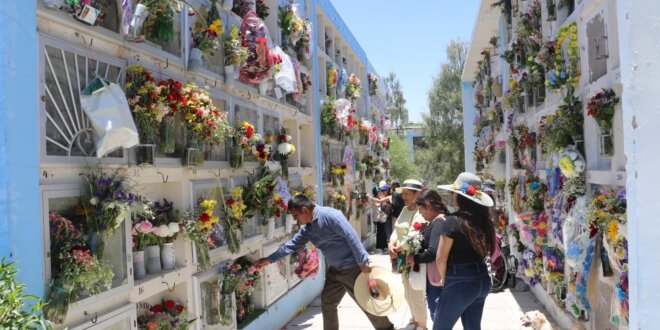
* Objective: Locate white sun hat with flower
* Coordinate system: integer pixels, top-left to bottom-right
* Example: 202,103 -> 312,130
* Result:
437,172 -> 493,207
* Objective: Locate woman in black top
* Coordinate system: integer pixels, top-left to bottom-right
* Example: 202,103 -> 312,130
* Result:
434,173 -> 496,330
405,189 -> 448,319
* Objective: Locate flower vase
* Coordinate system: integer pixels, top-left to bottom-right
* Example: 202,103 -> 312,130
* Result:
43,281 -> 73,324
331,174 -> 338,187
184,139 -> 205,166
146,245 -> 162,274
221,0 -> 234,11
224,65 -> 235,85
133,250 -> 146,280
219,293 -> 234,326
280,158 -> 289,179
266,219 -> 275,240
599,126 -> 614,156
194,241 -> 211,271
126,3 -> 149,42
229,145 -> 243,168
136,136 -> 155,166
188,48 -> 203,70
259,80 -> 268,95
226,227 -> 242,254
159,117 -> 176,154
161,242 -> 176,270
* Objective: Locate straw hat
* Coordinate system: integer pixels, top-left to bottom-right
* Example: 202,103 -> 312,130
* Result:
354,266 -> 404,316
437,172 -> 494,207
395,179 -> 423,193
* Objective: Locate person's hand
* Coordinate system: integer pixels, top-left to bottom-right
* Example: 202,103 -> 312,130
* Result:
254,258 -> 271,269
438,277 -> 445,287
406,254 -> 415,268
388,243 -> 397,257
393,244 -> 403,253
359,263 -> 372,273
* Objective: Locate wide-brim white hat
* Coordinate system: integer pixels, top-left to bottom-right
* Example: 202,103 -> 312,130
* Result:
395,179 -> 423,193
437,172 -> 494,207
354,266 -> 404,317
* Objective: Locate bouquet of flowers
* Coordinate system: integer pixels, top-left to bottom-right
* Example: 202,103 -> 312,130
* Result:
586,190 -> 626,233
294,243 -> 319,279
82,169 -> 135,258
327,66 -> 338,89
368,73 -> 378,96
132,219 -> 157,252
44,213 -> 114,323
293,20 -> 313,61
547,22 -> 580,90
143,1 -> 200,43
224,25 -> 251,67
274,128 -> 296,178
138,299 -> 194,330
334,98 -> 357,136
289,185 -> 316,202
223,187 -> 248,253
587,88 -> 620,130
231,0 -> 254,18
256,0 -> 270,19
360,156 -> 378,179
330,162 -> 347,187
179,82 -> 230,145
558,147 -> 586,178
358,120 -> 376,145
345,74 -> 362,101
523,179 -> 547,212
151,199 -> 181,243
191,3 -> 223,56
182,199 -> 219,270
223,258 -> 260,323
251,138 -> 272,166
327,190 -> 347,217
508,124 -> 536,150
278,5 -> 304,48
321,97 -> 339,136
125,65 -> 169,143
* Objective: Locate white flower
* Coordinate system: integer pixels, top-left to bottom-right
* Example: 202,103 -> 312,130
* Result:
278,143 -> 293,155
157,224 -> 171,238
168,222 -> 180,234
90,197 -> 98,206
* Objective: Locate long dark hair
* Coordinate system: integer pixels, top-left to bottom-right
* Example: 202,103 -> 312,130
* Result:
454,194 -> 496,258
415,189 -> 448,214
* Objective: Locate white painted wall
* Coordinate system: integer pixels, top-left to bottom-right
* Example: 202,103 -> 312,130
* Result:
616,0 -> 660,328
462,82 -> 477,173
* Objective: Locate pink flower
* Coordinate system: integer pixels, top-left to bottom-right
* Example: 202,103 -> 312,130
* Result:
247,265 -> 257,275
133,220 -> 153,235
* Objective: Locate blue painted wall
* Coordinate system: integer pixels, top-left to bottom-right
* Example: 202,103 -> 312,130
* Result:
461,82 -> 477,173
0,1 -> 43,296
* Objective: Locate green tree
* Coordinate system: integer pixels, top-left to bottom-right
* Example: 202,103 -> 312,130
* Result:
0,258 -> 51,329
387,132 -> 419,181
418,39 -> 468,185
383,72 -> 408,137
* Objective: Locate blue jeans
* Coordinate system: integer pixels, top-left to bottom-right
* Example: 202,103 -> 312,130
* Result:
426,276 -> 443,319
432,263 -> 491,330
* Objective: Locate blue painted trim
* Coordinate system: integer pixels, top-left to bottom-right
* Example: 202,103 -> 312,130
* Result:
0,1 -> 43,297
311,0 -> 325,204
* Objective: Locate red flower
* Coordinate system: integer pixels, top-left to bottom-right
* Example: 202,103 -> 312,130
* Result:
413,222 -> 422,230
466,185 -> 476,196
245,280 -> 253,287
147,322 -> 158,329
176,304 -> 185,313
227,199 -> 235,205
199,213 -> 211,222
164,299 -> 176,310
150,304 -> 164,313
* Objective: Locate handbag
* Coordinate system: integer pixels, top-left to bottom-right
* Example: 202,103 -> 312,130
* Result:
376,210 -> 388,223
80,77 -> 138,157
408,263 -> 427,291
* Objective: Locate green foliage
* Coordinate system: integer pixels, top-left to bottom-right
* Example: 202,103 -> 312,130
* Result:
417,39 -> 468,185
383,72 -> 408,136
0,258 -> 51,329
387,133 -> 419,181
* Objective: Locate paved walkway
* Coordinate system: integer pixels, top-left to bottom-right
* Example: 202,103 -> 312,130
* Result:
283,253 -> 558,330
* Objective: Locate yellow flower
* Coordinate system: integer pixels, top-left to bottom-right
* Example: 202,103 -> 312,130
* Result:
208,19 -> 224,36
570,24 -> 577,33
570,33 -> 577,40
570,41 -> 578,48
538,221 -> 547,230
607,221 -> 618,242
200,199 -> 217,211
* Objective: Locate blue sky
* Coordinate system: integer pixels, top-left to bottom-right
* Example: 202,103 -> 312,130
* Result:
330,1 -> 480,123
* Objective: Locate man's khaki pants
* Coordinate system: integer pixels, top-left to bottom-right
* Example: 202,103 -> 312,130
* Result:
321,266 -> 394,330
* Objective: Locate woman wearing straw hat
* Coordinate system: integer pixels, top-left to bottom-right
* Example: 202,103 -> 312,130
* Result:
255,195 -> 395,330
405,188 -> 449,320
433,172 -> 496,330
388,179 -> 429,330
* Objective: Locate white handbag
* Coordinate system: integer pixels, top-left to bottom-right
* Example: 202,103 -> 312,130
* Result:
408,263 -> 427,291
80,77 -> 138,158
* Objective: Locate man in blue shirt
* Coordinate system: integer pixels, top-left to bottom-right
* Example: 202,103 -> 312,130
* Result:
255,195 -> 394,330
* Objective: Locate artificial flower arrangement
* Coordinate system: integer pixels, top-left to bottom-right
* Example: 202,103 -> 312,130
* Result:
345,74 -> 362,101
44,213 -> 114,324
368,73 -> 379,96
223,187 -> 250,254
125,65 -> 169,144
587,88 -> 620,131
278,4 -> 305,49
190,2 -> 224,56
330,162 -> 348,187
333,98 -> 358,137
293,20 -> 312,62
138,298 -> 194,330
508,124 -> 536,151
293,243 -> 319,279
558,147 -> 586,178
182,199 -> 219,270
224,25 -> 251,67
502,79 -> 522,110
586,189 -> 626,234
546,22 -> 580,90
256,0 -> 270,19
81,169 -> 135,258
143,0 -> 201,43
327,66 -> 338,89
523,178 -> 547,212
521,249 -> 543,286
276,127 -> 296,178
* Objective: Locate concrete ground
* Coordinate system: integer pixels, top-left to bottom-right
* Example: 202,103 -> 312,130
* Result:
282,252 -> 559,330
